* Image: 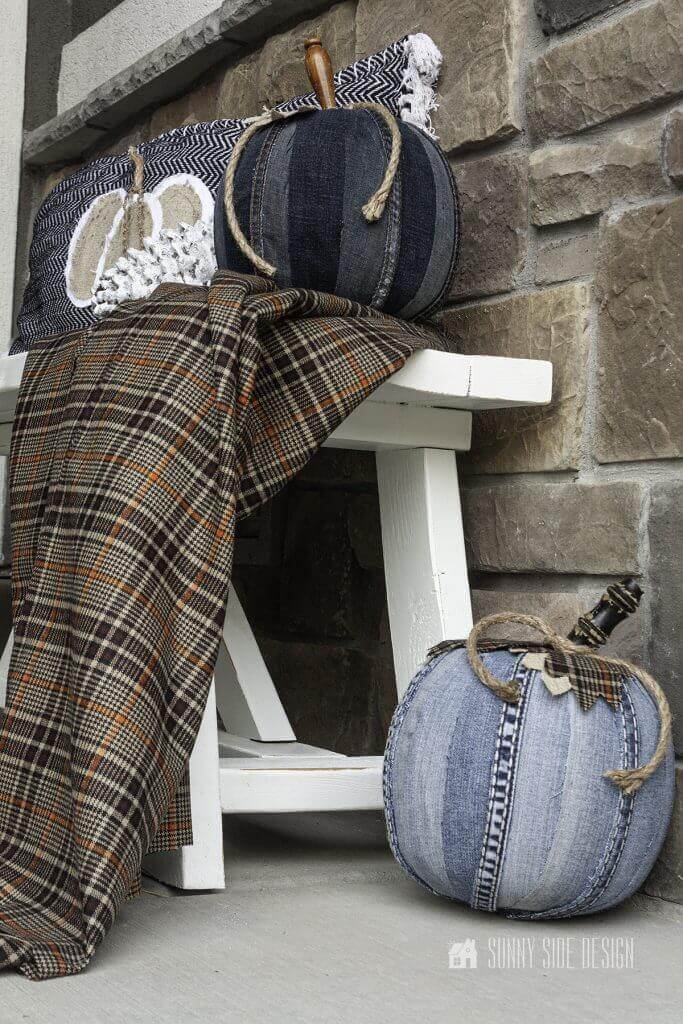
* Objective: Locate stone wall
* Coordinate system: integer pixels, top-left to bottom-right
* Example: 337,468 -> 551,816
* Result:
17,0 -> 683,898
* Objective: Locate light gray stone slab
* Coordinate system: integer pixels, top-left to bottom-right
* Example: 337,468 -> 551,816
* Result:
24,0 -> 333,165
4,809 -> 681,1018
58,0 -> 225,112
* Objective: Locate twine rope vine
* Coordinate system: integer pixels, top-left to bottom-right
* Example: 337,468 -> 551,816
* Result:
223,103 -> 402,278
466,612 -> 672,795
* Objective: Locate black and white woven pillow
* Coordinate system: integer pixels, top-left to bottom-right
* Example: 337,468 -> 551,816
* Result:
14,34 -> 441,352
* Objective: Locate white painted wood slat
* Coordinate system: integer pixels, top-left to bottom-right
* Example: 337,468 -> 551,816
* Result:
0,349 -> 552,422
376,448 -> 473,697
217,732 -> 345,760
0,353 -> 24,415
370,349 -> 552,409
324,402 -> 471,451
219,756 -> 383,814
215,585 -> 295,741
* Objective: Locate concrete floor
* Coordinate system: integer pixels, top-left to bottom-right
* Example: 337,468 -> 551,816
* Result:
3,812 -> 681,1023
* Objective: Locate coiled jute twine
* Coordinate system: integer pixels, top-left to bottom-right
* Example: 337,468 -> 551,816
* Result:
223,103 -> 402,278
466,612 -> 672,795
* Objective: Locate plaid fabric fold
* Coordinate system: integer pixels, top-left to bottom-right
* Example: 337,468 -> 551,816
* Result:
543,650 -> 625,710
0,271 -> 444,979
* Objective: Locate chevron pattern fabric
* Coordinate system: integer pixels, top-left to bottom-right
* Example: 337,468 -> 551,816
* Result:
16,37 -> 434,351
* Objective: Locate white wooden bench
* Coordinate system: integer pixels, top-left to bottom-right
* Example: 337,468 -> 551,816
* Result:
0,348 -> 552,889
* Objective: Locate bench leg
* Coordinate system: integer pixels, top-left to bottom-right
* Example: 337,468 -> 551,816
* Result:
143,680 -> 225,890
376,448 -> 473,698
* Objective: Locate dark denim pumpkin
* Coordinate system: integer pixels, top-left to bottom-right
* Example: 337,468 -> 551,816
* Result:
214,108 -> 459,318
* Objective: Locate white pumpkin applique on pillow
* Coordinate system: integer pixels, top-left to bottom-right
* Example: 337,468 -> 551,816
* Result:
65,156 -> 214,310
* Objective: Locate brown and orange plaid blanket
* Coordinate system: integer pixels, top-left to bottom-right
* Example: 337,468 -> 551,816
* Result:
0,271 -> 443,978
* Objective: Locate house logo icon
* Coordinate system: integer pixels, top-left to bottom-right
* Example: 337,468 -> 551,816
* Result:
448,939 -> 478,969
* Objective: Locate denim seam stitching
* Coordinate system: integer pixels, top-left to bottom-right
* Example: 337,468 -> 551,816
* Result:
249,126 -> 281,264
366,111 -> 401,310
471,656 -> 530,912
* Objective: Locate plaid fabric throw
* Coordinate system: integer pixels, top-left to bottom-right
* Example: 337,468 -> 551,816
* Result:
0,271 -> 444,979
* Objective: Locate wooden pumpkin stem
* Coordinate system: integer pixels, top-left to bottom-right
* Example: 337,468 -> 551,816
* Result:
304,38 -> 336,109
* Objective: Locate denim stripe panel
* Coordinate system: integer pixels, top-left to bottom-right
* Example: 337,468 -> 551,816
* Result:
495,672 -> 572,909
441,651 -> 519,904
259,120 -> 297,289
215,130 -> 269,275
500,673 -> 628,913
384,650 -> 516,898
288,111 -> 348,293
510,687 -> 639,919
396,135 -> 458,320
335,110 -> 392,308
383,654 -> 451,894
384,122 -> 436,313
471,660 -> 532,912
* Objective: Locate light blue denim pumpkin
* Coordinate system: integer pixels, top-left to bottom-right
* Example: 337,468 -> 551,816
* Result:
383,647 -> 674,918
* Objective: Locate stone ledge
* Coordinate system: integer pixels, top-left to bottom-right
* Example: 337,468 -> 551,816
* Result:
58,1 -> 224,113
23,0 -> 331,166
